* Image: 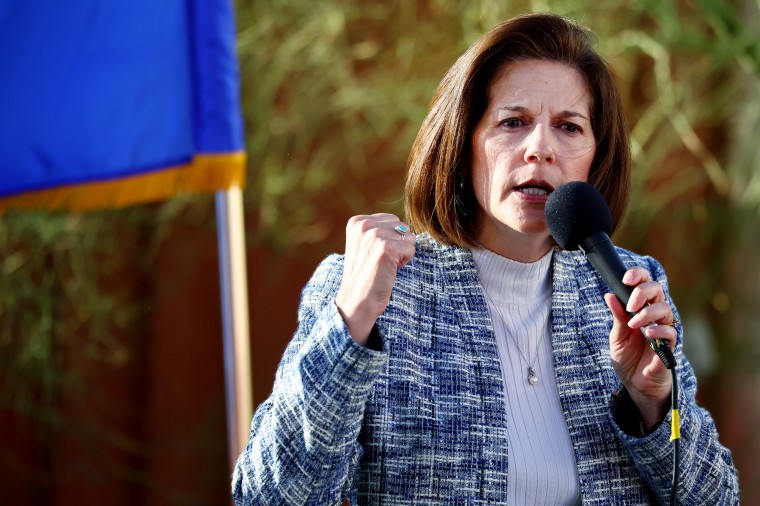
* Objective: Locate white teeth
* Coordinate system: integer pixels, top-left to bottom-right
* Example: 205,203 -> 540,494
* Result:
520,187 -> 548,196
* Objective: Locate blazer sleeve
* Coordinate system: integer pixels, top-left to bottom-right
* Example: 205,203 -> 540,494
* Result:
609,255 -> 740,505
232,254 -> 388,505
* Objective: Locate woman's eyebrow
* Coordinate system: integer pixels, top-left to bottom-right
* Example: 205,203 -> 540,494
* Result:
496,105 -> 589,120
496,105 -> 530,114
558,110 -> 589,120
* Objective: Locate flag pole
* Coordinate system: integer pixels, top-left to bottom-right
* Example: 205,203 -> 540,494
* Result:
215,185 -> 253,473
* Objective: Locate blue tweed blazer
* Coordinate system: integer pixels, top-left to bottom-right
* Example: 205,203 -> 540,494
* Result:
233,234 -> 739,505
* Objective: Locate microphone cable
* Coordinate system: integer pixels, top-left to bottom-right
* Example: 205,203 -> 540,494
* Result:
670,365 -> 680,506
645,333 -> 679,505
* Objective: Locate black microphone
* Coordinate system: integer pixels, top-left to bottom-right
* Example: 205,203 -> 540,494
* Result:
545,181 -> 675,369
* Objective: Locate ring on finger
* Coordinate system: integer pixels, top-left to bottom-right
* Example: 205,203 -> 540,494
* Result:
394,224 -> 409,241
665,318 -> 679,327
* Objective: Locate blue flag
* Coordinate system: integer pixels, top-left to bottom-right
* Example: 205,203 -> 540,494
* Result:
0,0 -> 246,211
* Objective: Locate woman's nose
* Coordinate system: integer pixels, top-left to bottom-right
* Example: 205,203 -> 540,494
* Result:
523,124 -> 555,164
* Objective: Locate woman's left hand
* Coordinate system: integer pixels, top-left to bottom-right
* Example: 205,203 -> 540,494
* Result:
604,266 -> 678,431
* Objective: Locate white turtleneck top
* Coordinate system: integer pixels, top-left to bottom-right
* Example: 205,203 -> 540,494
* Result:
472,247 -> 581,506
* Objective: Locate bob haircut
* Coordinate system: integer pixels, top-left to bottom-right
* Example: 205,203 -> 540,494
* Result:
405,12 -> 631,248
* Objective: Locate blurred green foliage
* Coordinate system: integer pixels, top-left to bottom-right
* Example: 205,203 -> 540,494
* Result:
0,197 -> 203,498
1,212 -> 113,420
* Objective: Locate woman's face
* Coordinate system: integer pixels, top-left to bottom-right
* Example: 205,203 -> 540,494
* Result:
469,59 -> 596,260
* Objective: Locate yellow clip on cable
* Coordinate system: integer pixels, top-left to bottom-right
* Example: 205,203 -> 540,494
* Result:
670,409 -> 681,441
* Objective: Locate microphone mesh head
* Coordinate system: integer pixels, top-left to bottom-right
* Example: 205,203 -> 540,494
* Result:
544,181 -> 613,250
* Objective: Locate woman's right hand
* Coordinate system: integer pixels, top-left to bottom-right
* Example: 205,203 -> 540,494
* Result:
335,214 -> 416,346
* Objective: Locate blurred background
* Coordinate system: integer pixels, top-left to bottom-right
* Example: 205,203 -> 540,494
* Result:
1,0 -> 759,504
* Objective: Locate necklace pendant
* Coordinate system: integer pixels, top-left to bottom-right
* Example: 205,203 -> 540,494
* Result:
528,366 -> 538,385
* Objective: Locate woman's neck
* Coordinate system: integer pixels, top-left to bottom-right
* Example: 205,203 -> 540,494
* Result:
475,227 -> 554,263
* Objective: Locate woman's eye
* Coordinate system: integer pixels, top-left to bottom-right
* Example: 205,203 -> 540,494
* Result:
561,122 -> 582,134
501,118 -> 524,128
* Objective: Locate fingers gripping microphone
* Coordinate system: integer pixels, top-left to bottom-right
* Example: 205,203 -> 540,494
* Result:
545,181 -> 675,369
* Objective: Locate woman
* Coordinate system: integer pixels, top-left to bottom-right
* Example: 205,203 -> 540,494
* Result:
233,13 -> 739,505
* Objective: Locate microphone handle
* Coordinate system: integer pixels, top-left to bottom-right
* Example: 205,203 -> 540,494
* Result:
580,232 -> 676,369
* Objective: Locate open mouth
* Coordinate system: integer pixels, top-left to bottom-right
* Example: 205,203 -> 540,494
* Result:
515,183 -> 553,196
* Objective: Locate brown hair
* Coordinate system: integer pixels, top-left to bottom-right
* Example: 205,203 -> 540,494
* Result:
404,12 -> 631,248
